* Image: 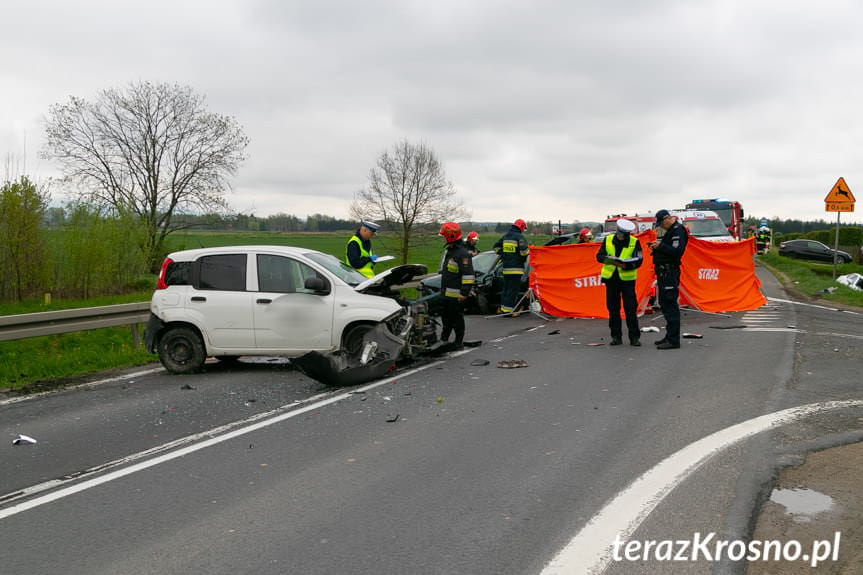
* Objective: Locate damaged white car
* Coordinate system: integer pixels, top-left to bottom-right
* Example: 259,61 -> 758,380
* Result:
144,246 -> 438,385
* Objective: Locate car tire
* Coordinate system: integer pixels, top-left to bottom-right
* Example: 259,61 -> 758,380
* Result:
342,323 -> 374,357
158,326 -> 206,374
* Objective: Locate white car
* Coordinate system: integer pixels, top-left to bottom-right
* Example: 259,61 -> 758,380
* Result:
144,245 -> 428,382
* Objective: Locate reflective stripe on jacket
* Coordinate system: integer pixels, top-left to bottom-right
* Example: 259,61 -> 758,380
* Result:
600,234 -> 638,281
345,235 -> 375,278
493,225 -> 529,276
441,240 -> 475,298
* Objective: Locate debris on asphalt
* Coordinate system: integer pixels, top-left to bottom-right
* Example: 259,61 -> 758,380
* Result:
640,326 -> 660,333
435,396 -> 445,404
710,325 -> 747,329
12,434 -> 37,445
586,342 -> 605,347
180,384 -> 196,390
386,414 -> 400,423
470,359 -> 491,366
463,340 -> 482,347
682,333 -> 703,339
497,359 -> 529,368
548,330 -> 560,335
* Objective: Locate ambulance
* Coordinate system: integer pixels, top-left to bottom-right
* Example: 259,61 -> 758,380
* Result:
669,209 -> 735,242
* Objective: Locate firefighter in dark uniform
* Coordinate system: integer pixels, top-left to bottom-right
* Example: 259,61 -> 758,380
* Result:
648,210 -> 688,349
438,222 -> 475,348
466,231 -> 480,256
577,227 -> 594,243
596,218 -> 643,346
345,220 -> 380,278
493,219 -> 529,315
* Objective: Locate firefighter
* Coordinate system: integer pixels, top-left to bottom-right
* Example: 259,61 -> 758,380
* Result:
596,218 -> 643,346
438,222 -> 475,348
756,226 -> 771,254
648,210 -> 688,350
577,227 -> 594,243
493,219 -> 530,315
466,231 -> 480,256
345,221 -> 380,278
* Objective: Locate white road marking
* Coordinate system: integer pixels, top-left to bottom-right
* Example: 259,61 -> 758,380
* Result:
0,367 -> 165,406
766,297 -> 861,315
0,361 -> 447,521
540,399 -> 863,575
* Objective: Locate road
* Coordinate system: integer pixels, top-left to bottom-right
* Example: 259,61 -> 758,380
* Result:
1,267 -> 861,575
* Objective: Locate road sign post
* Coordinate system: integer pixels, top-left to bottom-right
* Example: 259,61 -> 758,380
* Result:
824,177 -> 856,279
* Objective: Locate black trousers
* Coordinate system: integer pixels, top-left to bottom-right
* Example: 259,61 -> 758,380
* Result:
605,277 -> 639,342
500,274 -> 522,312
657,267 -> 681,345
440,298 -> 465,344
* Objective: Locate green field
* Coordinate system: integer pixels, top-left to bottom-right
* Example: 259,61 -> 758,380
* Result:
1,231 -> 553,392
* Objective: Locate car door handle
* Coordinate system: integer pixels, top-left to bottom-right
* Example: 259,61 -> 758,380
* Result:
256,298 -> 272,304
191,296 -> 206,302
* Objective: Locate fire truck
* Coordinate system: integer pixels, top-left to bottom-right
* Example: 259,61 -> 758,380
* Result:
603,213 -> 655,235
684,198 -> 745,239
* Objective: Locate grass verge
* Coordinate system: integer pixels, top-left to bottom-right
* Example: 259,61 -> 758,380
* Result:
758,252 -> 863,308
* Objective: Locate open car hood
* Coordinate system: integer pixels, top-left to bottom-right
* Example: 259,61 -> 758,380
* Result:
354,264 -> 429,293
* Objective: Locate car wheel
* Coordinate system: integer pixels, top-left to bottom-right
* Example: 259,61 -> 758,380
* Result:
158,326 -> 206,374
342,323 -> 374,357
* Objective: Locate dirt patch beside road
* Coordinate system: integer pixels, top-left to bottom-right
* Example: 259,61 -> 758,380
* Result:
747,441 -> 863,574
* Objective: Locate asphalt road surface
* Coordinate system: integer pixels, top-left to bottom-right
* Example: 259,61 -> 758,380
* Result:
1,267 -> 861,575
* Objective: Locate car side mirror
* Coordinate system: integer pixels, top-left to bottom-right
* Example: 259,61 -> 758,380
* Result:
304,276 -> 331,295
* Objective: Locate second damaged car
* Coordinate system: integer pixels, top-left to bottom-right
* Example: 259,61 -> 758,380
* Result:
144,246 -> 437,386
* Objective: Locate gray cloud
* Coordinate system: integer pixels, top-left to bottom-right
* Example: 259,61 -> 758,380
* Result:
1,0 -> 861,223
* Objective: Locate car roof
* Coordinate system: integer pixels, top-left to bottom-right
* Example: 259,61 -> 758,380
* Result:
167,245 -> 323,261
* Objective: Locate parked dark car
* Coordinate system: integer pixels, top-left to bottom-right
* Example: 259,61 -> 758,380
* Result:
420,251 -> 528,315
778,239 -> 852,264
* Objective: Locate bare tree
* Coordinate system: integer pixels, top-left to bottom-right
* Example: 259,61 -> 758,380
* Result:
351,140 -> 467,264
42,81 -> 249,269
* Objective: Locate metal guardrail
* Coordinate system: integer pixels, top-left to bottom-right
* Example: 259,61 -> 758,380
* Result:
0,302 -> 151,342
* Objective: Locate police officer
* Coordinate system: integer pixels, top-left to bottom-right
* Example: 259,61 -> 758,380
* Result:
596,218 -> 643,346
438,222 -> 475,349
345,220 -> 380,278
648,210 -> 688,349
493,219 -> 530,315
466,231 -> 480,256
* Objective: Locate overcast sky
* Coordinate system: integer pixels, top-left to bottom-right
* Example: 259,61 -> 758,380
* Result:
2,0 -> 862,225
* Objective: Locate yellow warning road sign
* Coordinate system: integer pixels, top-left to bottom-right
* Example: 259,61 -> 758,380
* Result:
825,177 -> 855,212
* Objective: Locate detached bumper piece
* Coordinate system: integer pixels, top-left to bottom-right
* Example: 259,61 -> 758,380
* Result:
293,323 -> 406,387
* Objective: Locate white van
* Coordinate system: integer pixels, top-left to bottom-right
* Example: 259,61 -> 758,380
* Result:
670,210 -> 735,242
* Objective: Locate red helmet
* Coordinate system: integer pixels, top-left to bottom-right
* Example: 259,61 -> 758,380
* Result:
439,221 -> 462,242
467,231 -> 479,242
578,227 -> 593,241
514,219 -> 527,231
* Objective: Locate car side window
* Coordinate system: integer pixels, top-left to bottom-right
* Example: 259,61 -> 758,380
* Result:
257,254 -> 326,293
198,254 -> 247,291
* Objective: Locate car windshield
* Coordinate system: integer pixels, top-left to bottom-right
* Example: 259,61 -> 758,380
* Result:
304,252 -> 367,286
472,252 -> 500,275
683,218 -> 730,237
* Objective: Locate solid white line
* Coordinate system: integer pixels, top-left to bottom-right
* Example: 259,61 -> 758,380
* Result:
0,367 -> 165,406
539,399 -> 863,575
766,297 -> 861,315
0,360 -> 445,521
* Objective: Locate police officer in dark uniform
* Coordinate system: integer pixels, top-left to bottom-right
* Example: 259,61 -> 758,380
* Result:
493,219 -> 529,315
345,221 -> 380,278
648,210 -> 688,349
596,218 -> 643,346
438,222 -> 475,349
